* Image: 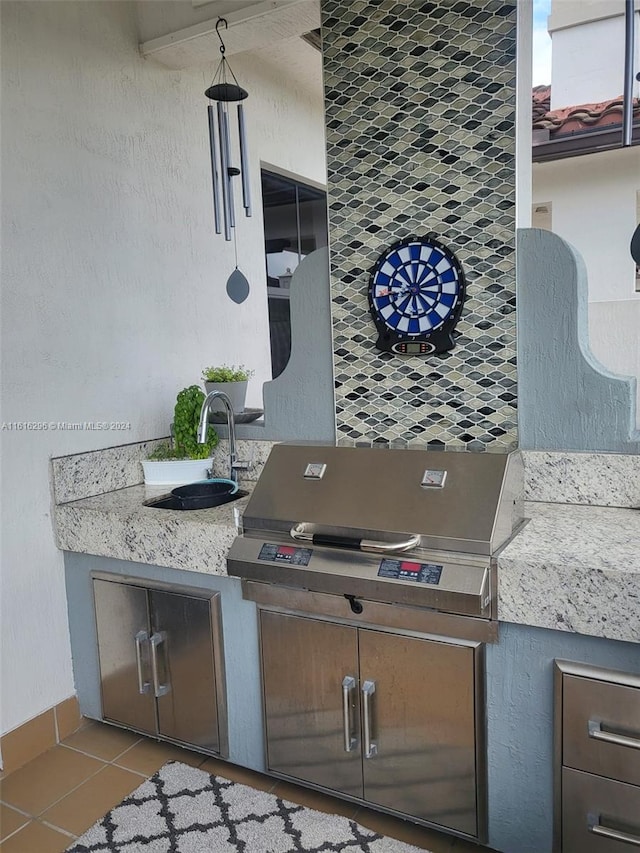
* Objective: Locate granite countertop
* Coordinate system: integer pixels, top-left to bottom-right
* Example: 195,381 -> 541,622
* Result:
498,502 -> 640,644
54,484 -> 252,575
55,481 -> 640,645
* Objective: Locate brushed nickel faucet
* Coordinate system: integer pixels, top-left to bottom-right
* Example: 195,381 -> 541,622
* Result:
197,390 -> 249,484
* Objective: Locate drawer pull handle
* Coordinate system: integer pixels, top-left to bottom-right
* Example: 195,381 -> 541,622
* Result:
588,814 -> 640,847
588,720 -> 640,751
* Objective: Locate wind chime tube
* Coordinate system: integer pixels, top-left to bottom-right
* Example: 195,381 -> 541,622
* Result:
207,105 -> 222,235
216,102 -> 231,241
237,104 -> 252,217
221,105 -> 236,229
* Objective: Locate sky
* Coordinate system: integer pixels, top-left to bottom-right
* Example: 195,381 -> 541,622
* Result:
532,0 -> 552,86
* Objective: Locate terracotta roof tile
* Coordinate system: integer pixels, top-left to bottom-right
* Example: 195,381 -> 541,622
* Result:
532,85 -> 551,124
532,88 -> 640,137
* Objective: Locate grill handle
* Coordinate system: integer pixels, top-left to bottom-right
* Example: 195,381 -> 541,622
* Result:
290,524 -> 420,554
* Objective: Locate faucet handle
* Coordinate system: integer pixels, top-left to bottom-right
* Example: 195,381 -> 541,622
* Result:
231,460 -> 250,471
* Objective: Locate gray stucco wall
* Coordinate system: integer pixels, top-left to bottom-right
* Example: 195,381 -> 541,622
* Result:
237,248 -> 336,442
517,228 -> 640,453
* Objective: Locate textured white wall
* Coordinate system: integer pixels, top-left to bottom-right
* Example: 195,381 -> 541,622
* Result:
550,11 -> 640,109
0,0 -> 325,735
548,0 -> 640,32
533,148 -> 640,302
532,147 -> 640,424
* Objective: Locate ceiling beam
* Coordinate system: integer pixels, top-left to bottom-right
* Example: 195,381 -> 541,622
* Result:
140,0 -> 321,70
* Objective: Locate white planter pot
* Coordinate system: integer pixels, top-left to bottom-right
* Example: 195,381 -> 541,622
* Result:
141,458 -> 210,486
204,380 -> 248,415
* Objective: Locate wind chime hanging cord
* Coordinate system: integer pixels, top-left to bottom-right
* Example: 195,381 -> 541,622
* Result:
205,18 -> 249,104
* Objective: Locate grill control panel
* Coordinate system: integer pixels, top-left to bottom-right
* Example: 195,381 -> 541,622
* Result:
258,544 -> 312,566
378,559 -> 443,584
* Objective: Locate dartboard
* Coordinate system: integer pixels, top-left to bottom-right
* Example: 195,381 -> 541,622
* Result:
368,236 -> 466,355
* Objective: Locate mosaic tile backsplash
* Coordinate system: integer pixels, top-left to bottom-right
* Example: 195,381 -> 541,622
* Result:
322,0 -> 517,449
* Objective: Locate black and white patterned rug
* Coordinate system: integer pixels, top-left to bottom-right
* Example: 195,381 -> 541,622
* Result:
66,761 -> 428,852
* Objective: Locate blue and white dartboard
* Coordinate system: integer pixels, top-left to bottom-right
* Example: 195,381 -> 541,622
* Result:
368,236 -> 466,355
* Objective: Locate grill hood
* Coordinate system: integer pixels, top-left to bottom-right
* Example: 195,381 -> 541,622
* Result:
241,444 -> 523,557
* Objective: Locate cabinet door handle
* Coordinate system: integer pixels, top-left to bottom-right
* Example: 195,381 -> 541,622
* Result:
149,631 -> 170,698
362,680 -> 377,759
342,676 -> 357,753
134,630 -> 150,695
589,813 -> 640,847
589,720 -> 640,750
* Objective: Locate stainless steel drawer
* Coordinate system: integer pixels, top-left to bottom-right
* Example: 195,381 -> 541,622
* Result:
563,675 -> 640,787
562,767 -> 640,852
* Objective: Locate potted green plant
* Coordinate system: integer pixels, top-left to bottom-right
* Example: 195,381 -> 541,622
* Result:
201,364 -> 254,415
142,386 -> 219,485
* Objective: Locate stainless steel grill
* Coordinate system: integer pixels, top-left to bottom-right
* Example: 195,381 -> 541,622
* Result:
227,443 -> 524,840
227,443 -> 523,641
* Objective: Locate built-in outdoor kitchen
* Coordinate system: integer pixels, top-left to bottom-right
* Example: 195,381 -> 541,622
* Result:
3,1 -> 640,852
53,434 -> 640,853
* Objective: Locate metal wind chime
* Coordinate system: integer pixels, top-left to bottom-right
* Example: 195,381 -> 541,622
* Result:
205,18 -> 252,243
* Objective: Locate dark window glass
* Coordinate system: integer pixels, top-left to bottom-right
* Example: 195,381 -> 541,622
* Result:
261,170 -> 328,377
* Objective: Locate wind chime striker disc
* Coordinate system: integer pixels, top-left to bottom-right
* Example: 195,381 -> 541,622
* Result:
368,236 -> 466,355
205,83 -> 248,102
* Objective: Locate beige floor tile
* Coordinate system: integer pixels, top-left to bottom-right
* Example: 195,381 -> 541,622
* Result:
114,739 -> 206,776
0,820 -> 70,853
200,757 -> 276,792
0,745 -> 104,816
0,804 -> 29,842
54,697 -> 83,742
353,807 -> 455,852
41,764 -> 143,836
62,721 -> 141,761
272,780 -> 359,819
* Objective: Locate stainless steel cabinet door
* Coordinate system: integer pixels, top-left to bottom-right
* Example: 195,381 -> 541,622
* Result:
260,611 -> 362,798
93,579 -> 156,735
359,629 -> 478,837
150,591 -> 220,754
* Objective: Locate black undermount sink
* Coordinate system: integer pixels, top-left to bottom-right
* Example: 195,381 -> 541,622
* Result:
144,488 -> 248,511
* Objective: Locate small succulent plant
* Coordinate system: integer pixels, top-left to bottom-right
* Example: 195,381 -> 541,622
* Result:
201,364 -> 254,383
